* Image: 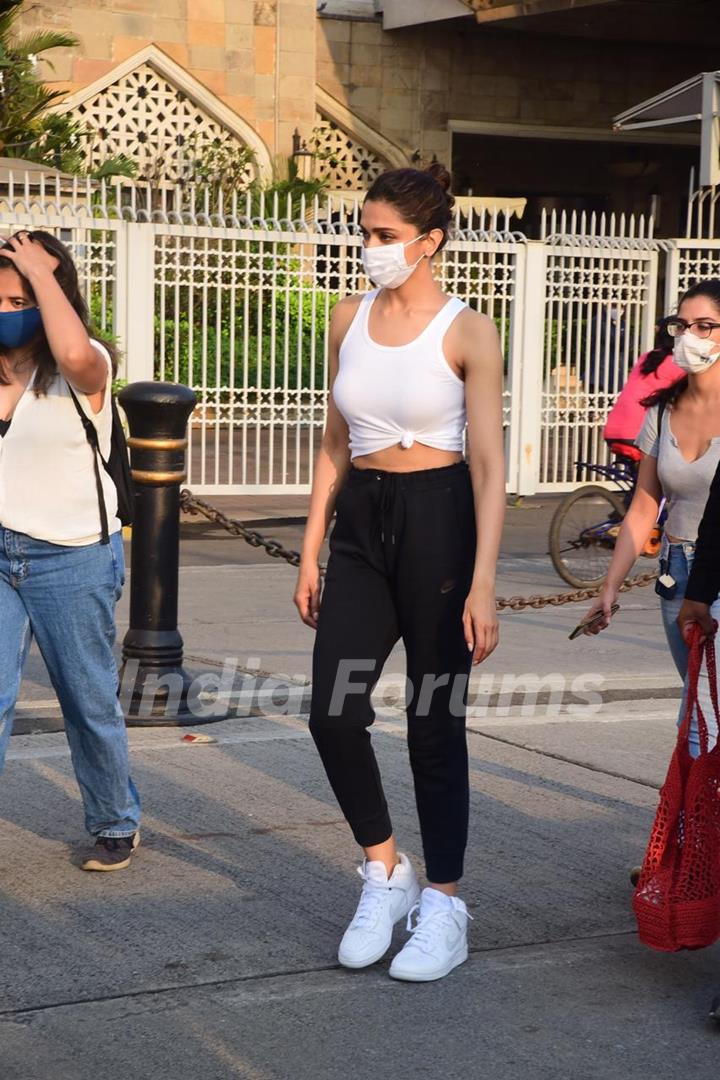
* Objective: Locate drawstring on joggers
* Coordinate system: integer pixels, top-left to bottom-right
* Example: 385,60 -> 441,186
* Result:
376,472 -> 398,546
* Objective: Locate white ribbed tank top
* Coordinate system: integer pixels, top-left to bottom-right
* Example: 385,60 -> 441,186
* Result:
332,290 -> 467,460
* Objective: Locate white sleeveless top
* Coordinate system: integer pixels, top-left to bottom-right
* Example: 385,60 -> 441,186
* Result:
332,290 -> 467,459
0,340 -> 120,546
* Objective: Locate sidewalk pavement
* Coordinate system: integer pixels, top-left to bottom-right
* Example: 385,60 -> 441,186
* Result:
179,491 -> 545,525
6,501 -> 719,1080
182,492 -> 313,526
172,490 -> 682,693
4,693 -> 719,1080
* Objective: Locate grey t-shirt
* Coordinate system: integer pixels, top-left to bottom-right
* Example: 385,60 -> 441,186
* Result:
635,404 -> 720,541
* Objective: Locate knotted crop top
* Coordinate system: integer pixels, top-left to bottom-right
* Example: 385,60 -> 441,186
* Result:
331,290 -> 468,460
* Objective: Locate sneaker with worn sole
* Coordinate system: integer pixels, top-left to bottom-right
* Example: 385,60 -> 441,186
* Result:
338,852 -> 420,970
389,886 -> 471,982
81,831 -> 140,872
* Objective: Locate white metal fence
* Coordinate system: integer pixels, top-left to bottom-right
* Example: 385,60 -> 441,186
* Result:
0,170 -> 690,495
663,174 -> 720,376
538,210 -> 662,490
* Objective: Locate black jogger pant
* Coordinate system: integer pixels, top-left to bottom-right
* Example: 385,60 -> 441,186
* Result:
308,460 -> 477,884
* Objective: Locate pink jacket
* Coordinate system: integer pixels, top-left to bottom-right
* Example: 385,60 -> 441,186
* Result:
603,351 -> 684,444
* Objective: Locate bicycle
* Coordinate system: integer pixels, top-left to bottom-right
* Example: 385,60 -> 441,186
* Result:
549,453 -> 663,589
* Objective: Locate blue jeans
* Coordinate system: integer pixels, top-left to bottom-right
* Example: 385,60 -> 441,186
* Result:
659,538 -> 720,758
0,528 -> 141,837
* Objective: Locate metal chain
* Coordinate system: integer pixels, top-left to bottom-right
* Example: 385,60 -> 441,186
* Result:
180,489 -> 656,612
494,572 -> 656,611
180,489 -> 304,568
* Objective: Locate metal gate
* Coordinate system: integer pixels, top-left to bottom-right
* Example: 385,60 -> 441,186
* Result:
0,170 -> 675,496
536,211 -> 661,492
139,194 -> 527,494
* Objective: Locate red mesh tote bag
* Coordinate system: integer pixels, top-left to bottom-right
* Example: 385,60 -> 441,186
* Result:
633,625 -> 720,951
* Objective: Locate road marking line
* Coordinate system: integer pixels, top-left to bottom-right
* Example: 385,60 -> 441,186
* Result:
6,726 -> 315,762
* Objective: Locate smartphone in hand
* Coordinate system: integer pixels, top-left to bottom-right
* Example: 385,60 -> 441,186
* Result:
568,603 -> 620,640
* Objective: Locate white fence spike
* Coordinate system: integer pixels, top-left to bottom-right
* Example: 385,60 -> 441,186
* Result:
0,167 -> 700,494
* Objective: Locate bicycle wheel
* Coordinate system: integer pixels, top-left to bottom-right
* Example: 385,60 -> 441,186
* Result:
549,485 -> 627,589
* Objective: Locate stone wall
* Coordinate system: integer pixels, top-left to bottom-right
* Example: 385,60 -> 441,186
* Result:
316,16 -> 714,164
14,0 -> 317,159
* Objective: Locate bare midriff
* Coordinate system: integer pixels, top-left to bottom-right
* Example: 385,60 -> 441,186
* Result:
352,441 -> 464,473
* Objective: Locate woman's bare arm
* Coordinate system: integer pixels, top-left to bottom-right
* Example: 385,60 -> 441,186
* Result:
580,453 -> 661,633
604,454 -> 662,592
457,309 -> 506,663
294,297 -> 358,627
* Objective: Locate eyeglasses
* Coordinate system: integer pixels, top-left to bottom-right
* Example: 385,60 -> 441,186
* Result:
665,317 -> 720,340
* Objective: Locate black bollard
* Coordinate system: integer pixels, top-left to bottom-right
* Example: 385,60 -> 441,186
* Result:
118,381 -> 198,726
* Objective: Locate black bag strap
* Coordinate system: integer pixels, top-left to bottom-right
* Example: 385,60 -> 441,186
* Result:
658,397 -> 667,436
68,384 -> 110,545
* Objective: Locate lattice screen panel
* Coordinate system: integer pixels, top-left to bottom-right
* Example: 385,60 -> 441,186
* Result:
70,62 -> 257,184
312,112 -> 388,190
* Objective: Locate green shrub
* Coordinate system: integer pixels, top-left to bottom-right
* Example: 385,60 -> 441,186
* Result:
153,282 -> 339,390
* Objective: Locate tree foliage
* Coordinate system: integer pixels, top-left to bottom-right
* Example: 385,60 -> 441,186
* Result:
0,0 -> 135,177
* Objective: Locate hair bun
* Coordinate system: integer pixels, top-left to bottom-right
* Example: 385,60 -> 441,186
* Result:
425,161 -> 454,213
426,161 -> 452,193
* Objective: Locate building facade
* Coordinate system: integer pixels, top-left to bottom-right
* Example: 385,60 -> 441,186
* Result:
13,0 -> 719,232
7,1 -> 718,495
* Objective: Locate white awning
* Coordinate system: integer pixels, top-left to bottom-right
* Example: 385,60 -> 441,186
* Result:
613,71 -> 720,186
381,0 -> 471,29
613,71 -> 716,130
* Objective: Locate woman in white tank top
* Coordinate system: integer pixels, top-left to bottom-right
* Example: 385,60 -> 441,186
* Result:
294,164 -> 505,981
0,231 -> 140,872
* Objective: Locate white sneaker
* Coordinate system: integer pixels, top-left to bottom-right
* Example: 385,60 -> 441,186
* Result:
338,853 -> 421,969
389,887 -> 472,982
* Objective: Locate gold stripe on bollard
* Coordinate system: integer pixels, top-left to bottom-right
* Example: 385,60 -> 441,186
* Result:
127,437 -> 189,451
131,469 -> 187,485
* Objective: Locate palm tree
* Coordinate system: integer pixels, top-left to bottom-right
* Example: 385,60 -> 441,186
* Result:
0,0 -> 136,177
0,0 -> 79,159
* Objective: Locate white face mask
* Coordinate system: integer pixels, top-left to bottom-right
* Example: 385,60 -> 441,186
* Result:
673,330 -> 720,375
361,234 -> 427,289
